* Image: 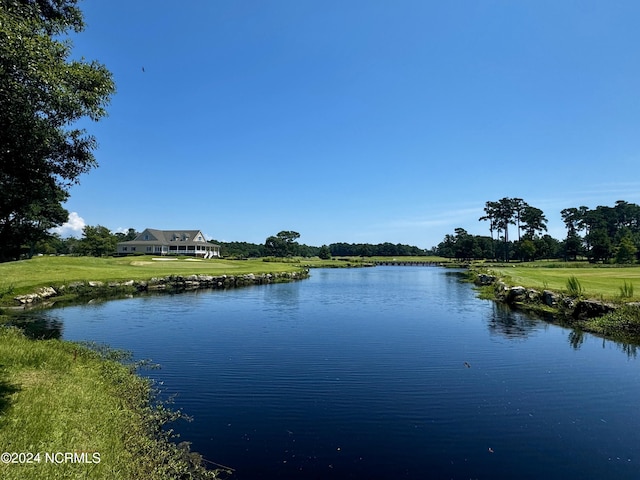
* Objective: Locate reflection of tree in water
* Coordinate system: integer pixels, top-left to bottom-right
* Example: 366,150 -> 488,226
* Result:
598,336 -> 638,359
3,313 -> 63,339
618,342 -> 638,358
568,328 -> 639,358
568,329 -> 585,350
263,282 -> 300,310
487,302 -> 542,339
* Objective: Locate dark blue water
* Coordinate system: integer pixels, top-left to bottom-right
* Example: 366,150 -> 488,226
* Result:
13,267 -> 640,479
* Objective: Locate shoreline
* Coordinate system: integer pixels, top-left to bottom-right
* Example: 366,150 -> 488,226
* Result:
5,270 -> 310,311
467,268 -> 640,343
0,326 -> 228,480
0,269 -> 310,480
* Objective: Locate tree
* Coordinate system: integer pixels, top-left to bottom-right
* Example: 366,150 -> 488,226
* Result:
0,1 -> 115,261
318,245 -> 331,260
481,197 -> 516,261
563,231 -> 584,261
264,230 -> 301,257
586,229 -> 613,263
520,206 -> 548,239
519,239 -> 536,261
511,198 -> 527,242
615,235 -> 637,264
78,225 -> 116,257
115,228 -> 139,242
479,200 -> 501,260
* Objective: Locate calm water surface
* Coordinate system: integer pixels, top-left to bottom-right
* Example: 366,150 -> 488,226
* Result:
15,267 -> 640,479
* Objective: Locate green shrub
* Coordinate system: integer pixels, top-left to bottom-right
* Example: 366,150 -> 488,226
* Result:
566,275 -> 584,297
619,281 -> 634,299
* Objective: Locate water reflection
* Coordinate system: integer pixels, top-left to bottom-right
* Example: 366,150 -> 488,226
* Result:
486,302 -> 542,339
617,342 -> 638,358
263,282 -> 300,310
2,313 -> 63,339
568,329 -> 585,350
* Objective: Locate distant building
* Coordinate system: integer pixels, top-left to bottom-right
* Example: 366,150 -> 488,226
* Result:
117,228 -> 220,258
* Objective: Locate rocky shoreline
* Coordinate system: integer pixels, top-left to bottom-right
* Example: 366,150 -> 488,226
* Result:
473,272 -> 625,319
11,271 -> 310,309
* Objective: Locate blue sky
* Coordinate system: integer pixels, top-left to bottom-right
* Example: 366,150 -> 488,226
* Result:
57,0 -> 640,248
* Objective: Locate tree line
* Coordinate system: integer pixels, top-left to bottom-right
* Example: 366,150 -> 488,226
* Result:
435,198 -> 640,263
32,227 -> 430,259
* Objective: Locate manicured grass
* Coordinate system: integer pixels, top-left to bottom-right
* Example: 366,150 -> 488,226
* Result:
0,327 -> 218,479
0,256 -> 305,298
487,262 -> 640,300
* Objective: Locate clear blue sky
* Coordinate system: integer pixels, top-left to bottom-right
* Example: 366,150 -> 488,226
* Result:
57,0 -> 640,249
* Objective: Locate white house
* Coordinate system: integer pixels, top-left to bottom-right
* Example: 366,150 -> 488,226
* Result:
117,229 -> 221,258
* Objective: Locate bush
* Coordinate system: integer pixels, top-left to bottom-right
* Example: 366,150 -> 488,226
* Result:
619,281 -> 634,299
566,276 -> 584,297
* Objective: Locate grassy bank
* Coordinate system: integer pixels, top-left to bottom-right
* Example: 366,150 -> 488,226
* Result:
0,327 -> 223,480
471,262 -> 640,342
486,262 -> 640,301
0,256 -> 307,306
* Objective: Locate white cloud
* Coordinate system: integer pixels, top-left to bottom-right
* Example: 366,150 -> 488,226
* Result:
52,212 -> 86,238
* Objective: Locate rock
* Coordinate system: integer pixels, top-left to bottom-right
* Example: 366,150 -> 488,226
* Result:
475,274 -> 497,286
573,300 -> 616,319
37,286 -> 57,298
14,294 -> 39,304
542,290 -> 560,307
506,286 -> 527,303
526,289 -> 540,302
14,286 -> 58,305
88,281 -> 104,287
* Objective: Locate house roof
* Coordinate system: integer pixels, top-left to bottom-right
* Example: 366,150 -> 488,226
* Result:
117,228 -> 220,247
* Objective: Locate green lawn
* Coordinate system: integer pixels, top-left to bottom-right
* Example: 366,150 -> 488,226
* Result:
487,263 -> 640,300
0,327 -> 219,479
0,256 -> 305,297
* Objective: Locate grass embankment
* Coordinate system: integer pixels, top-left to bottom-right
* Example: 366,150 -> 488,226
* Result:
487,262 -> 640,301
476,261 -> 640,341
0,256 -> 307,306
0,327 -> 222,480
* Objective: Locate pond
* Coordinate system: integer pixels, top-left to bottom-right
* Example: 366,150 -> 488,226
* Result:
11,267 -> 640,479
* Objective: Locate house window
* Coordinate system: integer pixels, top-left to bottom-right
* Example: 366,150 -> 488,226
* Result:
146,247 -> 152,252
144,235 -> 149,240
132,247 -> 136,251
122,247 -> 128,251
